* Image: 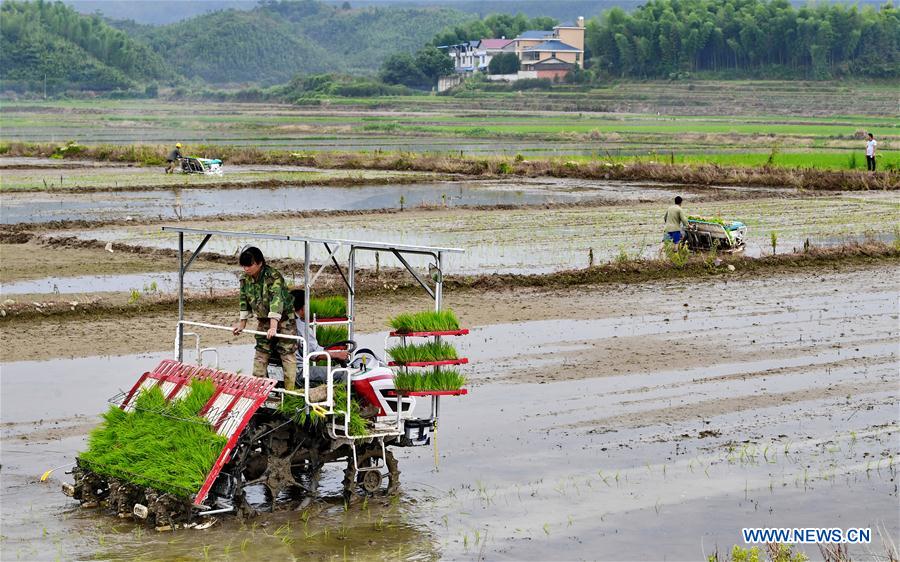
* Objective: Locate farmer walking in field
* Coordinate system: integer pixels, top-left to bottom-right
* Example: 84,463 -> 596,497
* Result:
865,133 -> 877,172
165,142 -> 183,174
232,247 -> 298,390
663,196 -> 688,246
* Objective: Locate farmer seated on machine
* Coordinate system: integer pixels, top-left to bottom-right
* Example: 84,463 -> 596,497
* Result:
290,289 -> 351,386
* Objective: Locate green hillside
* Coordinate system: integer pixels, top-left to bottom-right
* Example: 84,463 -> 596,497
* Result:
1,0 -> 177,93
124,0 -> 472,84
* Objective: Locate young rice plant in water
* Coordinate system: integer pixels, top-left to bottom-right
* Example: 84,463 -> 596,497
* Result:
79,380 -> 226,497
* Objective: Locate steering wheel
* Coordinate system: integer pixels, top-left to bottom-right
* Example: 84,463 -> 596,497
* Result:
323,340 -> 357,367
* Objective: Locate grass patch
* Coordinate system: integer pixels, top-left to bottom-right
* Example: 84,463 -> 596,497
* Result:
315,325 -> 348,347
393,369 -> 466,392
386,341 -> 458,364
389,309 -> 460,333
79,380 -> 226,498
308,295 -> 347,318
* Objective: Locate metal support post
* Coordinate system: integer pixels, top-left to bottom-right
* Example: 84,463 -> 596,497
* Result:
177,232 -> 184,361
348,247 -> 356,341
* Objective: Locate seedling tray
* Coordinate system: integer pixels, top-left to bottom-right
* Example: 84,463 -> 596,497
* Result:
388,389 -> 468,397
389,329 -> 469,337
312,317 -> 349,323
388,358 -> 468,367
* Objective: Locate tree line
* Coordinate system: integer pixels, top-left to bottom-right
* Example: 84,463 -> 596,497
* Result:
587,0 -> 899,79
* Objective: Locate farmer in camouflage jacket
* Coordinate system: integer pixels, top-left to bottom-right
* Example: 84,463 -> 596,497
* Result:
231,247 -> 298,389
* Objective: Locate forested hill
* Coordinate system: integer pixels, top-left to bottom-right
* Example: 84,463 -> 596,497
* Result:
119,0 -> 472,84
1,0 -> 471,89
1,0 -> 177,92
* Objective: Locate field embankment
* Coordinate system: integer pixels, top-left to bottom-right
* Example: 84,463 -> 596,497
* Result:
3,142 -> 898,191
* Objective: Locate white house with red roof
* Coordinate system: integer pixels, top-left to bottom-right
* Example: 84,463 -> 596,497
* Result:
439,16 -> 585,82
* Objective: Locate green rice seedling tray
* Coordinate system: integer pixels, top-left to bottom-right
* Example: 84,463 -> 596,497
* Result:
388,329 -> 469,337
389,310 -> 460,334
104,359 -> 276,505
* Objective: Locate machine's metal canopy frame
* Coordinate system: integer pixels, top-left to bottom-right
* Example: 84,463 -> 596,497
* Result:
161,227 -> 464,255
162,226 -> 464,362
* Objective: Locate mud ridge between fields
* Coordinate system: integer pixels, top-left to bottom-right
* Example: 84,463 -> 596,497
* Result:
1,242 -> 896,322
4,143 -> 898,191
0,189 -> 809,233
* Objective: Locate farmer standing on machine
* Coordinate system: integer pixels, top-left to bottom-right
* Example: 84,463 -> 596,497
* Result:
165,142 -> 183,174
663,196 -> 688,246
232,247 -> 298,389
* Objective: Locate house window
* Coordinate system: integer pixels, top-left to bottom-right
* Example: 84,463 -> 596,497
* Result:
552,52 -> 557,58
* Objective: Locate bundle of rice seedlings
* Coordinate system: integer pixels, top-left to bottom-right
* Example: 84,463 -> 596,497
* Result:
278,384 -> 368,436
393,369 -> 467,392
389,310 -> 460,333
316,325 -> 348,347
309,296 -> 347,318
387,341 -> 458,364
79,379 -> 226,498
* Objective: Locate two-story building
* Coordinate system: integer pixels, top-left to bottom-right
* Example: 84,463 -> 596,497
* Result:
514,17 -> 585,79
440,16 -> 585,82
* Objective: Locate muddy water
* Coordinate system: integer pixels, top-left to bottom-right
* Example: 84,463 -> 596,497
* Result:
60,192 -> 899,275
0,178 -> 687,225
0,270 -> 238,295
1,266 -> 897,560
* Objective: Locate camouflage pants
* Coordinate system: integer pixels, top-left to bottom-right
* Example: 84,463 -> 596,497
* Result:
252,318 -> 298,390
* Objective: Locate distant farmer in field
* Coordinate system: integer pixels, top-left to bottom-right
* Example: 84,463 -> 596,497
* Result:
865,133 -> 877,172
663,196 -> 688,246
232,247 -> 298,389
291,289 -> 349,386
165,142 -> 183,174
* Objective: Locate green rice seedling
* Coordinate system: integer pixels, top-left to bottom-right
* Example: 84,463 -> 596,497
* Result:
279,385 -> 368,436
316,325 -> 349,347
386,341 -> 458,364
393,369 -> 466,392
79,380 -> 226,497
309,296 -> 347,318
389,310 -> 460,333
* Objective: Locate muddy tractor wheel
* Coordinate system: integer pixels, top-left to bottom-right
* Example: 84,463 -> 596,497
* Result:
235,421 -> 321,512
342,446 -> 400,502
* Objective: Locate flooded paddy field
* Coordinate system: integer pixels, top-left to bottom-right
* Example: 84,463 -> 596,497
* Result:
52,192 -> 899,275
2,265 -> 897,560
0,175 -> 692,225
0,160 -> 432,193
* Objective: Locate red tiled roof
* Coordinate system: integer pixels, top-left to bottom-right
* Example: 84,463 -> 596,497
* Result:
479,38 -> 513,49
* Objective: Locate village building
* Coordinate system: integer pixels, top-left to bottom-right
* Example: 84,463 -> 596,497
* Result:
439,16 -> 585,84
